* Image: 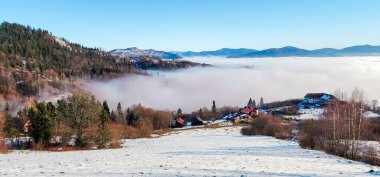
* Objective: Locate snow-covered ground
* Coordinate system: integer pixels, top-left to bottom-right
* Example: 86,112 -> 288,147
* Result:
285,109 -> 380,121
1,127 -> 379,177
285,108 -> 325,120
364,111 -> 380,119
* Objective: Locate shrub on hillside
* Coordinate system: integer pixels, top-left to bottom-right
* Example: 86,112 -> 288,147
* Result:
129,105 -> 172,130
152,111 -> 172,130
136,119 -> 153,137
241,116 -> 292,139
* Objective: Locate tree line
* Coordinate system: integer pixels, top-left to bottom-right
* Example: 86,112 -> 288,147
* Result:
0,94 -> 173,150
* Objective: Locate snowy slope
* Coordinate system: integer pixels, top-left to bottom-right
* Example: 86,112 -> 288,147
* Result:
0,127 -> 379,176
109,47 -> 182,59
285,108 -> 325,120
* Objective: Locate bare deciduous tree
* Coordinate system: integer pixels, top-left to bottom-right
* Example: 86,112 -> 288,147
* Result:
323,89 -> 368,159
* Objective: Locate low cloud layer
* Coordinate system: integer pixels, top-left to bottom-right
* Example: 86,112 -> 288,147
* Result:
84,57 -> 380,113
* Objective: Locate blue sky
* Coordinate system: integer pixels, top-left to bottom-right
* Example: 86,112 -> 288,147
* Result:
1,0 -> 380,51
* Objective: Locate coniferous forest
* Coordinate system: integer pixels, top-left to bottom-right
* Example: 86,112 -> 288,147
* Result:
0,22 -> 202,101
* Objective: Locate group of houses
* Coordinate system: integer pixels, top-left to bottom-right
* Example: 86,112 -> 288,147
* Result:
297,93 -> 336,109
171,116 -> 205,128
170,93 -> 341,128
170,106 -> 260,128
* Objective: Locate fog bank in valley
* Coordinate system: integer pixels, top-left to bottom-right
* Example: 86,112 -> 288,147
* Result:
84,57 -> 380,112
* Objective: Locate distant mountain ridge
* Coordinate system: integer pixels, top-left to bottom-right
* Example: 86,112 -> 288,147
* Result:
229,45 -> 380,58
173,48 -> 257,57
170,45 -> 380,58
110,47 -> 182,59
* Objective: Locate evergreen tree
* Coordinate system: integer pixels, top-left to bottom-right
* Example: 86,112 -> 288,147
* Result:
212,100 -> 217,113
177,108 -> 182,115
56,99 -> 69,123
116,102 -> 124,124
102,101 -> 110,115
28,101 -> 52,146
55,99 -> 70,145
252,99 -> 257,108
97,102 -> 112,148
247,98 -> 253,107
110,110 -> 117,123
199,108 -> 203,117
259,97 -> 264,109
46,102 -> 57,122
2,103 -> 15,138
126,108 -> 139,126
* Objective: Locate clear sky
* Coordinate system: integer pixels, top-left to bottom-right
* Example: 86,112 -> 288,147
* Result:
1,0 -> 380,51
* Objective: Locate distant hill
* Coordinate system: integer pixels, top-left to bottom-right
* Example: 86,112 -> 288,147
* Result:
110,47 -> 182,60
228,45 -> 380,58
232,46 -> 310,58
111,45 -> 380,59
339,45 -> 380,56
174,48 -> 257,57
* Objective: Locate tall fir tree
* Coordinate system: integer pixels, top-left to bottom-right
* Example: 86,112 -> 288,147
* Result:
110,110 -> 117,123
126,108 -> 139,126
97,101 -> 112,149
247,98 -> 253,107
28,101 -> 52,146
102,101 -> 110,115
177,108 -> 182,115
116,102 -> 124,124
2,103 -> 16,139
259,97 -> 264,108
212,100 -> 217,113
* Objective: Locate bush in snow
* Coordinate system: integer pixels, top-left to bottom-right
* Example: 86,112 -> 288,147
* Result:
298,119 -> 324,150
241,116 -> 292,139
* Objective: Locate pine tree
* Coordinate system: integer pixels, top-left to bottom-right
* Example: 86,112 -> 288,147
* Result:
116,102 -> 124,124
259,97 -> 264,109
177,108 -> 182,115
97,102 -> 112,149
28,101 -> 52,146
212,100 -> 217,113
2,103 -> 16,139
103,101 -> 110,115
252,99 -> 256,108
126,109 -> 139,126
199,108 -> 203,117
110,110 -> 117,123
247,98 -> 253,107
55,99 -> 70,145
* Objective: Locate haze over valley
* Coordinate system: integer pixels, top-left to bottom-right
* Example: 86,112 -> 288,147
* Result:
85,56 -> 380,112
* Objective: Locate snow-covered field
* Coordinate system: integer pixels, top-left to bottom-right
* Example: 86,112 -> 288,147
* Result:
1,127 -> 379,177
285,108 -> 325,120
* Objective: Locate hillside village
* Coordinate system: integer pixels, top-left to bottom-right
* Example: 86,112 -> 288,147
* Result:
171,93 -> 380,128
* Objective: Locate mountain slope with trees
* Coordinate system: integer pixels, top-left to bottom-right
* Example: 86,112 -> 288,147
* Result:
0,22 -> 201,103
109,47 -> 182,60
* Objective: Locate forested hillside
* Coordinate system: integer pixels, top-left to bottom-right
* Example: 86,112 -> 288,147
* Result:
0,22 -> 200,102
